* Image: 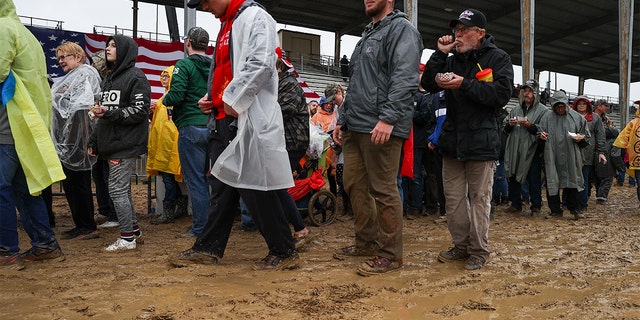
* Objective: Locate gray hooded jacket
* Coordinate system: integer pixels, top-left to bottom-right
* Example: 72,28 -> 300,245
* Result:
539,91 -> 589,196
337,10 -> 423,139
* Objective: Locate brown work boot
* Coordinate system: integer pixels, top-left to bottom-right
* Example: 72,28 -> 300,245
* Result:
333,244 -> 377,260
437,246 -> 469,263
169,249 -> 219,267
252,252 -> 299,271
464,255 -> 488,270
356,256 -> 403,276
20,247 -> 66,262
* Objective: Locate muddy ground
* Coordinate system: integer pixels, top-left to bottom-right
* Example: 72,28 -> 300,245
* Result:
2,181 -> 640,320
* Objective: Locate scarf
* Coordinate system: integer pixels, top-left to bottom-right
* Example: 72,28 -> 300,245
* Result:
210,0 -> 244,119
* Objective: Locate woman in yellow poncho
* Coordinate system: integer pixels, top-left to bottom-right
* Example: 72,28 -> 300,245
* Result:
613,106 -> 640,205
146,66 -> 186,224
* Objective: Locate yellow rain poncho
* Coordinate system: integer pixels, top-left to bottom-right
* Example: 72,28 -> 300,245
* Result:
0,0 -> 65,195
146,66 -> 182,181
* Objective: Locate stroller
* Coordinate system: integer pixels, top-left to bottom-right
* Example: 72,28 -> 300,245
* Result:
287,126 -> 338,226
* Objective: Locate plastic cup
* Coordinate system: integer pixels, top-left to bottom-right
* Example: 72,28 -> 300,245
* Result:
476,68 -> 493,82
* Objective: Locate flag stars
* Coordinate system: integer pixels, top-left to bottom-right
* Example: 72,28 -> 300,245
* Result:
48,34 -> 58,41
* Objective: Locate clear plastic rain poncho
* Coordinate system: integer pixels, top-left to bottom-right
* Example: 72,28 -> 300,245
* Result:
50,64 -> 101,171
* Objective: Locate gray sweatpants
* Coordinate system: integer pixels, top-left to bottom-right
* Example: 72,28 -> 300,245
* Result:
108,157 -> 138,236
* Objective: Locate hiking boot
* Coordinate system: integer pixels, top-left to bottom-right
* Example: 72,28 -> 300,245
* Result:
20,247 -> 66,262
545,212 -> 563,219
179,230 -> 198,238
1,253 -> 25,270
405,207 -> 420,220
571,210 -> 585,220
105,238 -> 136,252
170,249 -> 219,267
464,255 -> 487,270
174,195 -> 189,218
71,229 -> 99,240
438,247 -> 469,263
356,256 -> 402,276
98,221 -> 119,228
333,245 -> 377,260
504,206 -> 522,213
151,200 -> 177,225
62,227 -> 79,235
252,252 -> 299,271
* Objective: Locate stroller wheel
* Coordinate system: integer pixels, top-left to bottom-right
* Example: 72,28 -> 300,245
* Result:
307,190 -> 337,226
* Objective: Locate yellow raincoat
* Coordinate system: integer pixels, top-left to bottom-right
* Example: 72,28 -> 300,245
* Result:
0,1 -> 65,195
613,107 -> 640,173
146,66 -> 182,181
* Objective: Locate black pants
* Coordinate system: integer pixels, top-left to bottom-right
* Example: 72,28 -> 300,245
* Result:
62,166 -> 96,231
92,159 -> 116,221
192,116 -> 295,258
548,188 -> 579,214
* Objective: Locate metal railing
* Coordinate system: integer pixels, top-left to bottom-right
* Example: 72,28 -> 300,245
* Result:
19,15 -> 63,30
93,25 -> 174,42
286,51 -> 342,76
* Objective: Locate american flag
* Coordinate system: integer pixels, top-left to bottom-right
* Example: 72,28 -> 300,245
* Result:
28,25 -> 320,101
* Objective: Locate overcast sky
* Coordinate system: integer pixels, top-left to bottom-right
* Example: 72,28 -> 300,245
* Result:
14,0 -> 637,104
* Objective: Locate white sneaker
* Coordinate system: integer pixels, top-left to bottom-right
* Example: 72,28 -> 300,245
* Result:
105,238 -> 136,251
98,221 -> 120,228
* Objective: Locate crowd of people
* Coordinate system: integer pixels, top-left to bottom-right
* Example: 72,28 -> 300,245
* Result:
2,0 -> 640,275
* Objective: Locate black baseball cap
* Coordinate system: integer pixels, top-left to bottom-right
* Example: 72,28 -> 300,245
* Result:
186,26 -> 209,48
449,8 -> 487,29
187,0 -> 200,9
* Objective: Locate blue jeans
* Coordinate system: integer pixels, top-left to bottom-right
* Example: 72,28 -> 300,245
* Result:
0,144 -> 58,255
492,160 -> 508,200
178,126 -> 210,236
579,165 -> 594,210
409,147 -> 426,210
159,171 -> 182,202
239,197 -> 256,231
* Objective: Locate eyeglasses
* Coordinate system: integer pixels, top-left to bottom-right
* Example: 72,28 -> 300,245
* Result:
57,54 -> 75,62
160,74 -> 170,79
452,26 -> 480,35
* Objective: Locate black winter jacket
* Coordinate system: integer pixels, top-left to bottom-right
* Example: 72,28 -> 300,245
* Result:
89,34 -> 150,160
422,34 -> 513,161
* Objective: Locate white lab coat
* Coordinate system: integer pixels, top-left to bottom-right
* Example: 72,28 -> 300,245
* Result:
211,5 -> 294,191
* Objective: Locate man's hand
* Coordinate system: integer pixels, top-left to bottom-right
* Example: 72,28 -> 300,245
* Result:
436,72 -> 463,90
333,125 -> 343,146
598,153 -> 607,164
88,147 -> 96,157
198,95 -> 214,114
428,141 -> 436,150
437,35 -> 460,55
573,133 -> 585,142
370,120 -> 393,145
538,131 -> 548,141
224,102 -> 238,118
